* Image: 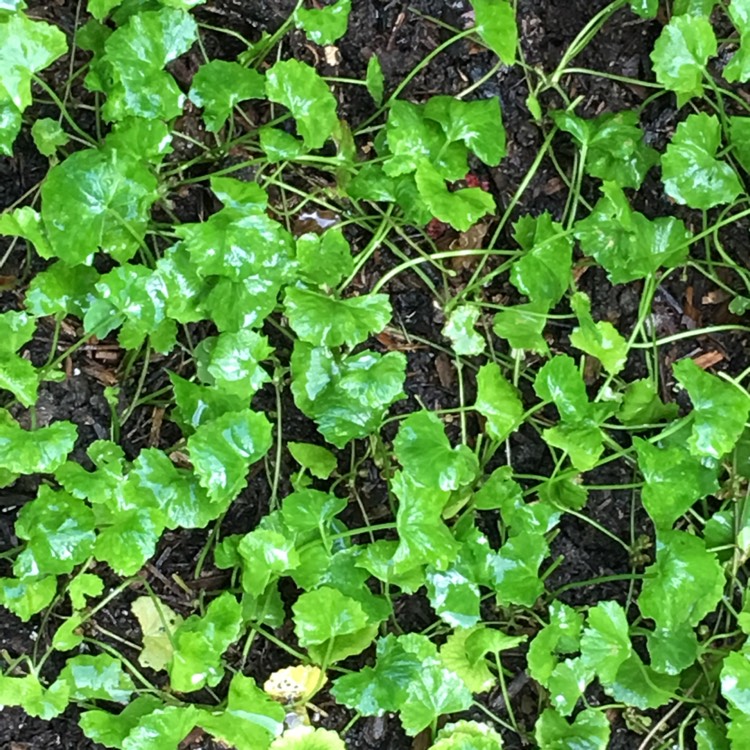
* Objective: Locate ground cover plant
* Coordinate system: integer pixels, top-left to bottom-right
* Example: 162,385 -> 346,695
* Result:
1,0 -> 750,747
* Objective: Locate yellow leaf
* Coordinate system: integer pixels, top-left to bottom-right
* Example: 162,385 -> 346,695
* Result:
263,664 -> 324,704
131,596 -> 183,672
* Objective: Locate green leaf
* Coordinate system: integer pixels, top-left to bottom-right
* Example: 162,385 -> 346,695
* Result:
288,442 -> 337,479
0,12 -> 68,155
284,286 -> 392,349
650,14 -> 716,103
104,117 -> 174,164
398,665 -> 473,736
198,673 -> 284,750
392,471 -> 460,571
415,159 -> 495,232
439,627 -> 495,693
617,379 -> 679,425
542,423 -> 604,472
79,696 -> 163,748
357,540 -> 425,593
0,673 -> 68,720
169,593 -> 243,692
538,475 -> 588,511
266,59 -> 338,149
424,95 -> 506,166
84,265 -> 176,351
432,720 -> 505,750
0,311 -> 38,406
647,623 -> 699,675
443,304 -> 485,356
394,410 -> 479,491
292,586 -> 369,652
296,228 -> 353,287
0,575 -> 57,621
210,175 -> 269,210
510,212 -> 572,306
174,197 -> 296,291
639,529 -> 725,630
528,602 -> 584,686
470,0 -> 517,64
132,596 -> 183,672
333,632 -> 470,734
569,291 -> 627,375
341,632 -> 471,734
533,355 -> 590,422
59,654 -> 135,702
661,113 -> 742,210
0,0 -> 27,11
25,261 -> 99,318
238,528 -> 300,597
426,568 -> 481,628
189,60 -> 265,131
0,350 -> 37,407
466,627 -> 527,662
475,362 -> 524,442
489,530 -> 547,606
0,205 -> 52,257
31,117 -> 68,157
547,658 -> 593,716
94,507 -> 164,576
169,373 -> 246,434
294,0 -> 351,45
724,0 -> 750,82
605,653 -> 678,709
130,448 -> 220,529
122,705 -> 200,750
493,302 -> 550,354
41,146 -> 158,264
673,0 -> 718,14
384,100 -> 468,180
281,489 -> 346,534
535,709 -> 610,750
15,487 -> 96,576
674,358 -> 750,459
201,329 -> 273,397
695,719 -> 730,750
574,182 -> 690,284
580,601 -> 631,684
634,437 -> 719,529
270,727 -> 346,750
91,8 -> 198,121
188,409 -> 273,504
728,706 -> 750,746
553,110 -> 658,189
54,441 -> 123,505
259,125 -> 306,161
474,466 -> 522,512
731,115 -> 750,174
69,573 -> 104,610
365,54 -> 384,105
722,651 -> 750,714
291,343 -> 406,448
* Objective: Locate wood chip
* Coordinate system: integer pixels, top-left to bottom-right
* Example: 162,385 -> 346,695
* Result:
324,45 -> 341,66
148,407 -> 165,447
683,285 -> 701,324
692,350 -> 725,369
435,352 -> 455,388
169,450 -> 192,469
376,329 -> 424,352
81,362 -> 119,387
702,289 -> 731,305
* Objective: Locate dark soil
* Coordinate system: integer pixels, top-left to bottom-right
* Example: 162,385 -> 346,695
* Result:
2,1 -> 749,749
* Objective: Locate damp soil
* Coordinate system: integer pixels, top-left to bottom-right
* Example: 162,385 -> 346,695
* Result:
1,1 -> 750,749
